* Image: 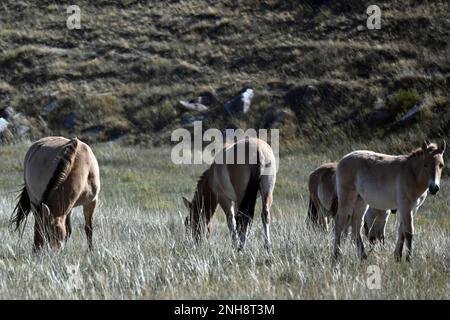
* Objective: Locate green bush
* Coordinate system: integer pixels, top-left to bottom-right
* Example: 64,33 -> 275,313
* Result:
388,90 -> 420,114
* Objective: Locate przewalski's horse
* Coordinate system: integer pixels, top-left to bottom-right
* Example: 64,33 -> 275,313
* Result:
10,136 -> 100,252
307,162 -> 391,243
182,138 -> 277,251
334,141 -> 445,261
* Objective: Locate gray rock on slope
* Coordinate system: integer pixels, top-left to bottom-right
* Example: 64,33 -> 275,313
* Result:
179,100 -> 209,112
398,95 -> 432,123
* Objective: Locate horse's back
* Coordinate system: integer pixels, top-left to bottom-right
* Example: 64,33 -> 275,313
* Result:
24,136 -> 72,204
337,150 -> 402,178
24,136 -> 99,206
337,150 -> 402,209
211,138 -> 276,203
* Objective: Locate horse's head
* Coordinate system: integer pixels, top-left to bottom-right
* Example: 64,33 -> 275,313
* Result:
421,140 -> 445,195
182,196 -> 204,242
40,204 -> 65,249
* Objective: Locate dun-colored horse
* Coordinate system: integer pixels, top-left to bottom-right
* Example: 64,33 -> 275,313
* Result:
334,141 -> 445,261
10,136 -> 100,251
183,138 -> 277,250
307,162 -> 392,243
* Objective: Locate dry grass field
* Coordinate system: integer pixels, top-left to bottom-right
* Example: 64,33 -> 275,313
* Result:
0,141 -> 448,299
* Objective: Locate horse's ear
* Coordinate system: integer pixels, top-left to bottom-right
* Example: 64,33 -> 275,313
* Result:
182,197 -> 191,209
440,140 -> 446,154
41,203 -> 50,216
422,140 -> 429,151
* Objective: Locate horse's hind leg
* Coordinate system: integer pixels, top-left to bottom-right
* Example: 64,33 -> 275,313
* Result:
260,188 -> 273,251
351,199 -> 368,260
83,200 -> 97,250
334,189 -> 357,259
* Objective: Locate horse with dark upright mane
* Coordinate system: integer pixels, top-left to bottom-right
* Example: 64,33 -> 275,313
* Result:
334,141 -> 445,261
183,137 -> 277,251
10,136 -> 100,252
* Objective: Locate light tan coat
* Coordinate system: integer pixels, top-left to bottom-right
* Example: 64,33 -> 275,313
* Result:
334,141 -> 445,261
11,136 -> 100,251
308,162 -> 392,244
183,138 -> 276,250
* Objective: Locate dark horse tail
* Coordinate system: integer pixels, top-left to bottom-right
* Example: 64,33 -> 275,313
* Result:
237,163 -> 261,231
10,186 -> 32,231
10,138 -> 79,232
307,194 -> 337,228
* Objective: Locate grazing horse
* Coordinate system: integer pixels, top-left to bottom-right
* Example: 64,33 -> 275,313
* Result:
10,136 -> 100,252
307,162 -> 391,243
182,138 -> 277,250
334,141 -> 445,261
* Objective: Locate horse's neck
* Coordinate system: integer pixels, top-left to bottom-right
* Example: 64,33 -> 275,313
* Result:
407,155 -> 428,193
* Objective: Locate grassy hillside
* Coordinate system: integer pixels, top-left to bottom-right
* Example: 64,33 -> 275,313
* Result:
0,0 -> 448,147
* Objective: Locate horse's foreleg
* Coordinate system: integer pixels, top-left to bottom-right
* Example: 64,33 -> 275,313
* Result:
227,205 -> 238,248
220,198 -> 238,248
33,214 -> 45,253
394,227 -> 405,261
237,213 -> 251,251
403,207 -> 414,262
65,211 -> 72,241
395,202 -> 414,262
83,200 -> 97,250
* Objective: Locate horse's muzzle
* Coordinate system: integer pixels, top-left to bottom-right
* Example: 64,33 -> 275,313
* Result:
429,185 -> 440,195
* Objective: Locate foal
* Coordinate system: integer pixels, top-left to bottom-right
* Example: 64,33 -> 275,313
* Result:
334,141 -> 445,261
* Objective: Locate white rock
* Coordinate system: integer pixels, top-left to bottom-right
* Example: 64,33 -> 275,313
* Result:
0,117 -> 9,133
